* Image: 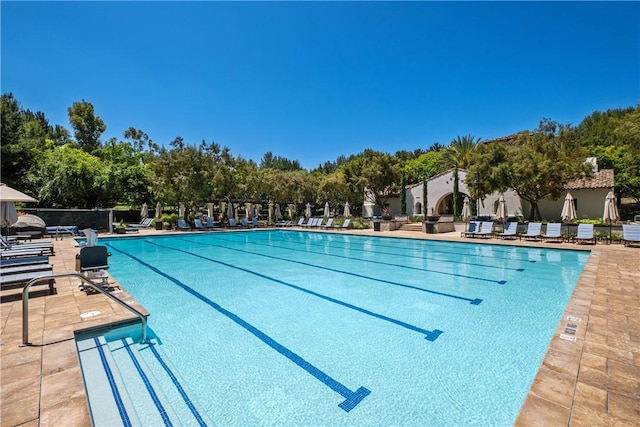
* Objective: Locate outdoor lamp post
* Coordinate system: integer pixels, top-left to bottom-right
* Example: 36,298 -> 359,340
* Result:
473,175 -> 480,218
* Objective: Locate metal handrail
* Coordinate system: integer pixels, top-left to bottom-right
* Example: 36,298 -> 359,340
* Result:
21,272 -> 147,346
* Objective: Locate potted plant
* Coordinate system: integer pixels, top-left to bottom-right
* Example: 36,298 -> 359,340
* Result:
153,217 -> 163,230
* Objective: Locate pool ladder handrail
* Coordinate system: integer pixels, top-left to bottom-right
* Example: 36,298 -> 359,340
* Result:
21,272 -> 147,346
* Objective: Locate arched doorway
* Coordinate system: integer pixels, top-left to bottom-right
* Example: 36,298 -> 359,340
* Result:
414,202 -> 423,215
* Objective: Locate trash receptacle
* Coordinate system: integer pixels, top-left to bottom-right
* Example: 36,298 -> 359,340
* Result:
373,221 -> 381,232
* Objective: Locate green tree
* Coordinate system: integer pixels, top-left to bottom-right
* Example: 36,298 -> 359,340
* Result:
68,100 -> 106,154
471,119 -> 592,221
442,135 -> 480,217
341,149 -> 400,211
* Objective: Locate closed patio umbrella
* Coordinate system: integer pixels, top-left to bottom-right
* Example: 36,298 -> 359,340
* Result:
155,202 -> 162,218
495,194 -> 508,223
324,202 -> 330,218
603,190 -> 619,244
275,203 -> 281,220
227,202 -> 234,220
561,193 -> 577,241
305,203 -> 311,218
0,202 -> 18,228
179,202 -> 185,218
461,196 -> 471,223
140,203 -> 149,218
343,201 -> 351,218
207,202 -> 215,218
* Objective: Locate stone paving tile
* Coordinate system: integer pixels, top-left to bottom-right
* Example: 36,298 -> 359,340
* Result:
1,228 -> 638,426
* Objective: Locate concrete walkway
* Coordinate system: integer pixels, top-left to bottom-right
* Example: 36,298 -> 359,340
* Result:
1,228 -> 638,426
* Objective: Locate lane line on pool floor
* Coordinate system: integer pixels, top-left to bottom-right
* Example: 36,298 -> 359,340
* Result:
207,234 -> 513,283
148,240 -> 446,340
105,243 -> 372,413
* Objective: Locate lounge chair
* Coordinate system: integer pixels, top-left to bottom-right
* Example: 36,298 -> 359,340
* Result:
193,219 -> 205,230
575,223 -> 596,245
313,218 -> 324,228
126,218 -> 153,228
251,217 -> 262,227
476,222 -> 494,238
0,255 -> 49,268
0,248 -> 44,259
520,223 -> 542,241
333,218 -> 351,230
240,217 -> 254,228
0,268 -> 55,295
322,218 -> 334,229
302,218 -> 317,228
293,218 -> 305,227
177,219 -> 192,230
0,237 -> 55,255
45,225 -> 78,237
228,218 -> 241,228
463,221 -> 481,237
497,221 -> 518,239
622,224 -> 640,247
543,223 -> 563,242
205,217 -> 218,229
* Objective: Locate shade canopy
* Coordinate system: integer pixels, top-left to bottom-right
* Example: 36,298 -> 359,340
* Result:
561,193 -> 577,223
0,183 -> 37,202
13,213 -> 46,228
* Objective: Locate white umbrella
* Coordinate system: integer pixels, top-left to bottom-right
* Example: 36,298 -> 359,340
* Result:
603,190 -> 619,244
245,202 -> 252,218
323,202 -> 330,218
155,202 -> 162,218
13,214 -> 46,228
288,204 -> 295,218
140,203 -> 149,218
254,204 -> 261,218
178,202 -> 185,218
207,202 -> 215,218
343,201 -> 351,218
561,193 -> 577,223
495,194 -> 508,223
275,203 -> 281,220
268,203 -> 274,223
227,202 -> 234,220
305,203 -> 312,218
461,196 -> 471,222
0,183 -> 37,229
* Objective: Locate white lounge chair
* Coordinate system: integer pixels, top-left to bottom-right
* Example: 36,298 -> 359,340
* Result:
520,223 -> 542,241
622,224 -> 640,247
575,223 -> 596,245
543,223 -> 563,242
497,221 -> 518,239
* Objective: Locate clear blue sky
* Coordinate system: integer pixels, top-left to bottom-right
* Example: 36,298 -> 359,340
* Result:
2,1 -> 638,169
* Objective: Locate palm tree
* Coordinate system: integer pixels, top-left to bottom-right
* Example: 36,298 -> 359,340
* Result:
442,135 -> 481,217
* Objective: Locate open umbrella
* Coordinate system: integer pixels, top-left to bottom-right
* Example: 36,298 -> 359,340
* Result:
323,202 -> 330,218
603,190 -> 619,244
275,203 -> 281,220
140,203 -> 149,218
343,201 -> 351,218
0,183 -> 37,230
305,203 -> 312,218
495,194 -> 508,223
155,202 -> 162,218
461,196 -> 471,223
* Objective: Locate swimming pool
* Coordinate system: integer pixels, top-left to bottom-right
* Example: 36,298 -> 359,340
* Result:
98,230 -> 588,426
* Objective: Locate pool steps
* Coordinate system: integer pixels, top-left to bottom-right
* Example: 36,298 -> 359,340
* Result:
76,335 -> 210,426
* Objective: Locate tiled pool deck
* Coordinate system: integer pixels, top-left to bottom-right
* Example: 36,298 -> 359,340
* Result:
1,228 -> 638,426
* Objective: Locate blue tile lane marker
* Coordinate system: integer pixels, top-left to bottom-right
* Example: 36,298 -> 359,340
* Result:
93,338 -> 133,427
104,244 -> 371,412
120,339 -> 173,427
248,232 -> 525,272
176,238 -> 483,306
148,241 -> 447,339
203,235 -> 510,284
146,342 -> 208,427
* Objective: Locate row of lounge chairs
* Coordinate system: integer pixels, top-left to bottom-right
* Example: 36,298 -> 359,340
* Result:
462,221 -> 618,245
1,237 -> 57,298
276,217 -> 351,230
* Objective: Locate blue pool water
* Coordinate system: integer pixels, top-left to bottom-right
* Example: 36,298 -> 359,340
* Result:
99,230 -> 588,426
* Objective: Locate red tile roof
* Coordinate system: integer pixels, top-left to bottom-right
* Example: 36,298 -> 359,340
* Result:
565,169 -> 614,190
